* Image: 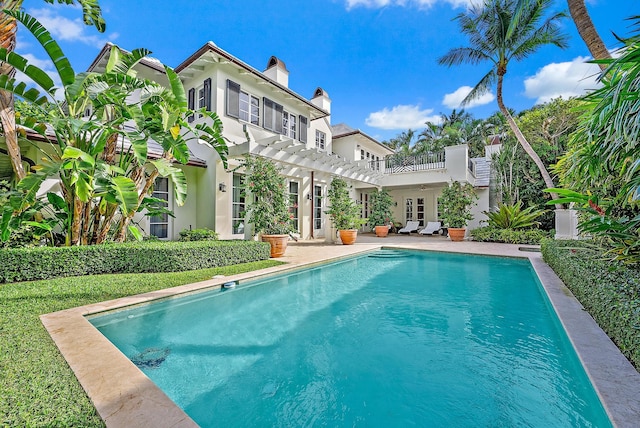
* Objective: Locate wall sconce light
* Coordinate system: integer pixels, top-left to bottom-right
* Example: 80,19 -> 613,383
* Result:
307,193 -> 313,201
394,201 -> 398,206
218,182 -> 227,192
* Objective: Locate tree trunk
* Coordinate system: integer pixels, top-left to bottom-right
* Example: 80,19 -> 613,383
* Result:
0,89 -> 26,181
567,0 -> 611,71
70,196 -> 84,245
0,3 -> 26,181
114,168 -> 159,242
496,73 -> 562,209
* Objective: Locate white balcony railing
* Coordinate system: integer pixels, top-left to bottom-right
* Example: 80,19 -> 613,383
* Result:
367,152 -> 446,174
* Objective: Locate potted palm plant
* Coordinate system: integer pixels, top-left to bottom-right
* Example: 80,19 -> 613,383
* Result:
438,181 -> 477,242
368,188 -> 394,237
326,177 -> 365,245
241,156 -> 294,257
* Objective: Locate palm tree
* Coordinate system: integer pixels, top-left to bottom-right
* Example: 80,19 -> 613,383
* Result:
438,0 -> 568,205
566,0 -> 611,70
516,0 -> 611,70
0,1 -> 105,181
382,129 -> 421,154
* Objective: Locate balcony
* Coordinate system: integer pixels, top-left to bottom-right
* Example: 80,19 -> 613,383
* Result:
367,152 -> 446,174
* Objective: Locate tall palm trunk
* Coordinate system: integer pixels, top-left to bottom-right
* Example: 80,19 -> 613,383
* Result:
0,2 -> 26,181
496,71 -> 561,208
567,0 -> 610,71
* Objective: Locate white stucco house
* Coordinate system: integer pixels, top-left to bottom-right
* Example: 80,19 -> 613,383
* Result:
11,41 -> 494,242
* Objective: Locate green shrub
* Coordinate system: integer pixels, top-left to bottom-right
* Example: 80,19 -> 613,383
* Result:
471,226 -> 550,244
485,201 -> 545,229
179,228 -> 219,241
0,240 -> 270,283
541,239 -> 640,369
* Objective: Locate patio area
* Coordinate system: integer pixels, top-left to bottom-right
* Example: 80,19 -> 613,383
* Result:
40,237 -> 640,427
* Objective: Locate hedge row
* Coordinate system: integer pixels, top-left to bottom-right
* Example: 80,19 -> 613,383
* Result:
470,226 -> 550,244
541,239 -> 640,369
0,240 -> 271,283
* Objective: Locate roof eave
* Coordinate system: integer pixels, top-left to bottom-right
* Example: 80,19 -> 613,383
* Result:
175,42 -> 329,120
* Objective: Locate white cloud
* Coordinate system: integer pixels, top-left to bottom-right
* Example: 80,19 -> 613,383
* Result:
365,104 -> 441,130
345,0 -> 479,10
28,8 -> 113,48
442,85 -> 495,109
524,56 -> 602,104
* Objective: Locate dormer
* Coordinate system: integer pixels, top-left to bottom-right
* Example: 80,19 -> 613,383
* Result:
311,87 -> 331,114
263,56 -> 289,87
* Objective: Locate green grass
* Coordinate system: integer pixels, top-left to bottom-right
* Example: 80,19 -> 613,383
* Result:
0,260 -> 283,427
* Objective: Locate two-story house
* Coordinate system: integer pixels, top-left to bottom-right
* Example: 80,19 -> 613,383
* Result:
9,41 -> 492,242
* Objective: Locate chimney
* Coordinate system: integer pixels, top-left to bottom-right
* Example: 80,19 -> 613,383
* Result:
263,56 -> 289,87
311,87 -> 331,114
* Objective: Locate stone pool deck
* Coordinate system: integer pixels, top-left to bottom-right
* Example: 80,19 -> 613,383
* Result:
41,234 -> 640,427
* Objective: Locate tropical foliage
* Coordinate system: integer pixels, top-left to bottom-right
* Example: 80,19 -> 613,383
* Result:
551,18 -> 640,263
240,155 -> 294,236
326,177 -> 365,230
0,10 -> 227,246
367,188 -> 394,228
485,201 -> 544,229
0,0 -> 106,182
382,109 -> 496,158
438,181 -> 477,228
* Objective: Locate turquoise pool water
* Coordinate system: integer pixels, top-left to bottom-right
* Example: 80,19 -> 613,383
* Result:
90,250 -> 611,427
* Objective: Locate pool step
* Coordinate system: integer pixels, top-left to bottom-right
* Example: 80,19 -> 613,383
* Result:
368,250 -> 408,259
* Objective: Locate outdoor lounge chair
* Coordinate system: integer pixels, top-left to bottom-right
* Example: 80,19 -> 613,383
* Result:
397,220 -> 420,234
419,221 -> 441,235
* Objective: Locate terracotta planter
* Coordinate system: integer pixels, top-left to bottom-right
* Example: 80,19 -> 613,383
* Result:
374,225 -> 389,237
261,234 -> 289,257
338,229 -> 358,245
448,227 -> 466,242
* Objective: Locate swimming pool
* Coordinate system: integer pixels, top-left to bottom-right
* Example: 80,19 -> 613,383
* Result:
90,249 -> 611,427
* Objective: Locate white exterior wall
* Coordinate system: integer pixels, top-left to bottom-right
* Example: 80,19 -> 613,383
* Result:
181,57 -> 331,240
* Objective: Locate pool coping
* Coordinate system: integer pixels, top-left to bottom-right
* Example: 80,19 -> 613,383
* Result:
40,241 -> 640,427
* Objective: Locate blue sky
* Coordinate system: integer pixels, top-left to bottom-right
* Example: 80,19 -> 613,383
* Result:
16,0 -> 634,142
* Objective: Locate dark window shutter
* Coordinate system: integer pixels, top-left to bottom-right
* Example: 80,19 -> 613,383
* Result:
204,78 -> 212,112
274,103 -> 283,134
226,80 -> 240,118
263,98 -> 274,131
299,115 -> 308,143
187,88 -> 195,123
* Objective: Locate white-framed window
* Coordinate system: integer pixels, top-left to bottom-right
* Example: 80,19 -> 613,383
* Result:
150,177 -> 171,239
289,181 -> 299,233
316,130 -> 326,151
360,192 -> 370,219
417,197 -> 425,227
189,78 -> 211,122
283,111 -> 297,139
239,91 -> 260,125
314,185 -> 323,230
232,173 -> 245,235
405,198 -> 414,223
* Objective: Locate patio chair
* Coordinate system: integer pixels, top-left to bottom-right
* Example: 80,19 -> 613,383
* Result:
419,221 -> 441,236
397,220 -> 420,234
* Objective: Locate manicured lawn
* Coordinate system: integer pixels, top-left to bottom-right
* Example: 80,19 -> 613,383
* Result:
0,260 -> 283,427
